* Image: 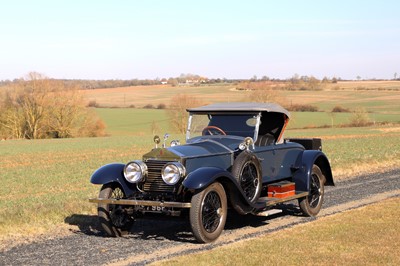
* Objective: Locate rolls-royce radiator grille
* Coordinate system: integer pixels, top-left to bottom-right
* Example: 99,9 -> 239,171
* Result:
144,160 -> 175,193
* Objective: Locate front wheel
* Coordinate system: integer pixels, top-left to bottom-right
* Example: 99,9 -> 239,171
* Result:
298,165 -> 325,217
98,183 -> 134,237
190,182 -> 227,243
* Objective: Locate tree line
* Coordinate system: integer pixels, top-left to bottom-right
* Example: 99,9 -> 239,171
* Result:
0,74 -> 349,91
2,73 -> 399,91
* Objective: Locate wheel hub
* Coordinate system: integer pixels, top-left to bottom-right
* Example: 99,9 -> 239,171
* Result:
216,207 -> 222,217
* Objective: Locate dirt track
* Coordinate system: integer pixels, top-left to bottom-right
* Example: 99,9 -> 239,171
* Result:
1,169 -> 399,266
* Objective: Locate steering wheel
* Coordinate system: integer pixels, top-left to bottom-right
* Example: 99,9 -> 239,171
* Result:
202,126 -> 227,136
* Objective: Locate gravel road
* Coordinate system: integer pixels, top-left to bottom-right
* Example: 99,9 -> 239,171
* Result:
1,169 -> 399,266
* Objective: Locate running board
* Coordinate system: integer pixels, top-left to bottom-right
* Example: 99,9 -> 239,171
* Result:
255,191 -> 309,208
255,209 -> 283,217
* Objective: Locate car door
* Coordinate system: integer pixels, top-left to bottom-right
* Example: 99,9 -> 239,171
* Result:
254,142 -> 303,183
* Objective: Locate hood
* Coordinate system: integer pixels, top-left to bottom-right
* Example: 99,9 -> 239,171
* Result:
143,136 -> 243,161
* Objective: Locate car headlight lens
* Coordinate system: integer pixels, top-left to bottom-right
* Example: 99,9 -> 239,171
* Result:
124,160 -> 147,183
162,162 -> 186,185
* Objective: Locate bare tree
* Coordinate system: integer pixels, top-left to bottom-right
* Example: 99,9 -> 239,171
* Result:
167,94 -> 202,134
0,91 -> 25,139
46,81 -> 85,138
0,72 -> 105,139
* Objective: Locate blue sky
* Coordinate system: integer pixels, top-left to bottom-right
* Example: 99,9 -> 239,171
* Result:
1,0 -> 399,80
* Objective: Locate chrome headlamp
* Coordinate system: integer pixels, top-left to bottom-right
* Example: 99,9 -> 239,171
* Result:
124,160 -> 147,183
239,137 -> 254,151
170,140 -> 180,147
161,162 -> 186,185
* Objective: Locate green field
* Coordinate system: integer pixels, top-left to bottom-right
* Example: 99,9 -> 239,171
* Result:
85,81 -> 400,135
94,108 -> 400,136
2,83 -> 400,243
1,125 -> 400,239
95,108 -> 170,136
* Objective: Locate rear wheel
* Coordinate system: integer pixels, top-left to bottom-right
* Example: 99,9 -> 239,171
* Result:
298,165 -> 325,217
190,182 -> 227,243
98,183 -> 134,237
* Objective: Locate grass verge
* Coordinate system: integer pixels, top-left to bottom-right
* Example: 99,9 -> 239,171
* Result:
152,197 -> 400,266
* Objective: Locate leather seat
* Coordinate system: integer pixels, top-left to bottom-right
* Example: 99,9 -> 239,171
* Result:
255,133 -> 275,146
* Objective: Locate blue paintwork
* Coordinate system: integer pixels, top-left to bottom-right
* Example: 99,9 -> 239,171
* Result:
182,166 -> 238,190
170,135 -> 240,157
90,163 -> 136,196
254,142 -> 304,182
167,136 -> 239,174
293,150 -> 334,191
185,153 -> 232,174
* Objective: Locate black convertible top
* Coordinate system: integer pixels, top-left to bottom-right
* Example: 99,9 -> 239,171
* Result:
187,102 -> 290,118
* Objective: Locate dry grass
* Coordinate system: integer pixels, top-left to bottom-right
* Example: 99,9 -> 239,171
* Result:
329,80 -> 400,90
81,81 -> 400,115
81,84 -> 245,108
333,159 -> 400,181
153,197 -> 400,266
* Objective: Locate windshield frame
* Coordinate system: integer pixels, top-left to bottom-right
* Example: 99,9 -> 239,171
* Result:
186,111 -> 262,141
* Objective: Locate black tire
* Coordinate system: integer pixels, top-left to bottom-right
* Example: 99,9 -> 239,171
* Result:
298,165 -> 325,217
231,151 -> 262,203
190,182 -> 227,243
98,183 -> 134,237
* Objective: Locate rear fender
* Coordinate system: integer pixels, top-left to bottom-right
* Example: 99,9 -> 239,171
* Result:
90,163 -> 135,196
293,150 -> 334,191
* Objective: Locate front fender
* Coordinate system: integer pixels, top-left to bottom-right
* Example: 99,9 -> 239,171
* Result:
182,167 -> 237,190
182,166 -> 264,215
90,163 -> 135,196
293,150 -> 334,191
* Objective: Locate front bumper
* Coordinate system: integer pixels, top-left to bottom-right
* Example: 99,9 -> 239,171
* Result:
89,198 -> 191,208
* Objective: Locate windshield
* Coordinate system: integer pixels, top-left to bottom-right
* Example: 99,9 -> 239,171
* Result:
187,113 -> 259,140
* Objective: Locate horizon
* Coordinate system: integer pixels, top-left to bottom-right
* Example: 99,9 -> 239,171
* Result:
1,74 -> 400,82
1,1 -> 399,81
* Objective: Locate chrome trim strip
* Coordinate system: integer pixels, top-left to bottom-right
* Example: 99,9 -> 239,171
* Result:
89,198 -> 191,208
183,151 -> 231,159
254,112 -> 262,142
186,114 -> 193,141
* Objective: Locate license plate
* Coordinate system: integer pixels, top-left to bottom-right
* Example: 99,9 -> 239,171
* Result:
142,206 -> 166,213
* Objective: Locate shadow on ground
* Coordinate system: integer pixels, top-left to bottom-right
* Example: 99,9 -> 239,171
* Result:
65,204 -> 303,243
64,213 -> 196,243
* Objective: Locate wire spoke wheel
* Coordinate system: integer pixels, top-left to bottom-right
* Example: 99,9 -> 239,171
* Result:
98,183 -> 134,237
309,174 -> 322,208
190,182 -> 227,243
202,191 -> 222,233
240,162 -> 260,201
299,165 -> 325,217
232,151 -> 262,203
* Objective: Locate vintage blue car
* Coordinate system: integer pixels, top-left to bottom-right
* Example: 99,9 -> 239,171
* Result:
89,102 -> 334,243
